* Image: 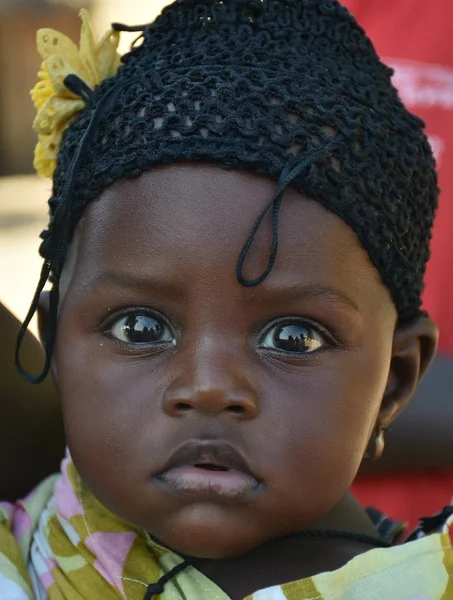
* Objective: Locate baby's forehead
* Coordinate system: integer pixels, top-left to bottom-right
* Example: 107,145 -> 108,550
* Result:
79,163 -> 356,259
64,164 -> 388,313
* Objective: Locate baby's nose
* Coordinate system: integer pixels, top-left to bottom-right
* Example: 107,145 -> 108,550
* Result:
162,363 -> 259,420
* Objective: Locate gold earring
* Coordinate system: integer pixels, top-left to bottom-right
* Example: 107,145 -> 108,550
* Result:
365,426 -> 386,461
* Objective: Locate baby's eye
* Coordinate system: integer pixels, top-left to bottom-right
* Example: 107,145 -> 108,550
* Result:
109,313 -> 175,345
260,322 -> 326,354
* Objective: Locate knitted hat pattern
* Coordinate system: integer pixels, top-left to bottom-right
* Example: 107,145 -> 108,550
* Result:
43,0 -> 438,321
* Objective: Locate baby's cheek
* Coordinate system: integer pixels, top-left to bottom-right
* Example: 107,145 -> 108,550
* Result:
269,369 -> 383,512
277,411 -> 365,504
56,337 -> 164,476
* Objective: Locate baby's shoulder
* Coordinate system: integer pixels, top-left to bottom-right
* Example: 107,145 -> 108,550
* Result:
246,507 -> 453,600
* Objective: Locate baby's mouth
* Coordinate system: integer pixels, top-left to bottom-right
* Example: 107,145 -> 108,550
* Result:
194,463 -> 229,471
155,442 -> 262,502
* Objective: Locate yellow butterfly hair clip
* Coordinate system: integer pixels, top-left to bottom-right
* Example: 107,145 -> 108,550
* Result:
30,9 -> 121,178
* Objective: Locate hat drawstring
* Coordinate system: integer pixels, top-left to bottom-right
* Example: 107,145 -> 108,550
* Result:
143,559 -> 191,600
15,77 -> 129,383
237,144 -> 337,287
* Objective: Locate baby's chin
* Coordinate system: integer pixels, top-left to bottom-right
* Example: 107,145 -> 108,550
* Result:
144,504 -> 284,559
149,526 -> 266,559
144,499 -> 323,560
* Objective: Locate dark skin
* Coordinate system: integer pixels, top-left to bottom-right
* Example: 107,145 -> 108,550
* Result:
39,163 -> 437,599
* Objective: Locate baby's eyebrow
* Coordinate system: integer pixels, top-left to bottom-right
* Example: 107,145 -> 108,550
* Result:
82,270 -> 181,295
82,272 -> 360,312
254,284 -> 361,312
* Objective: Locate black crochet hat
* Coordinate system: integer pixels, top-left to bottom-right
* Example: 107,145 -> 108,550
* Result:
18,0 -> 439,382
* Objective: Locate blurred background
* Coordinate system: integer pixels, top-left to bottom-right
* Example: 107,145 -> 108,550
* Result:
0,0 -> 170,328
0,0 -> 452,522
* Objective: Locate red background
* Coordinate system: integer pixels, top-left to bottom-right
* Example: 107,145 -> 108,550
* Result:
342,0 -> 453,355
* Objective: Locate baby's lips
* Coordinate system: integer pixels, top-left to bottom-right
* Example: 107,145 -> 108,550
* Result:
159,465 -> 259,501
160,439 -> 256,479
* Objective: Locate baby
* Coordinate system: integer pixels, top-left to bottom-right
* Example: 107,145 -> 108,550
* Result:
1,1 -> 452,599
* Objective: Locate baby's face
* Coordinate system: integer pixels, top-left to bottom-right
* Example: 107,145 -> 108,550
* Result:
54,163 -> 397,558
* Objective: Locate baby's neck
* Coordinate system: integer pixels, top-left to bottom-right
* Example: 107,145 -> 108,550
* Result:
191,494 -> 379,600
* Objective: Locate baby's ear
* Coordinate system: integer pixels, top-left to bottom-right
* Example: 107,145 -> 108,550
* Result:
378,316 -> 439,428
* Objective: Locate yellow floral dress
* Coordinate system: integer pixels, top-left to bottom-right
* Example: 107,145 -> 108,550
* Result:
0,452 -> 452,600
